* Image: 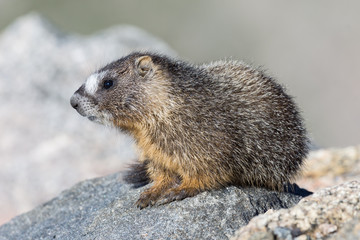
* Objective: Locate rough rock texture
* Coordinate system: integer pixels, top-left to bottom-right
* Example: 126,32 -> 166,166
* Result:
0,13 -> 175,224
0,173 -> 306,240
231,181 -> 360,240
330,216 -> 360,240
298,145 -> 360,191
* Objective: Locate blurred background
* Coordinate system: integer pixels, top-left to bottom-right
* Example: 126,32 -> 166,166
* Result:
1,0 -> 359,147
0,0 -> 359,225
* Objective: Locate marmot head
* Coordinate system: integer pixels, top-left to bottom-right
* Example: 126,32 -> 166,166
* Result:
70,52 -> 170,129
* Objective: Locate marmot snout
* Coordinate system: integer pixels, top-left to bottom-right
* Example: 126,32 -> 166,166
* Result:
70,52 -> 308,208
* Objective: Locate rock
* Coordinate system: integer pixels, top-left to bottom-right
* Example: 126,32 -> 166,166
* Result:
298,145 -> 360,191
0,173 -> 306,240
0,13 -> 175,224
330,216 -> 360,240
231,181 -> 360,240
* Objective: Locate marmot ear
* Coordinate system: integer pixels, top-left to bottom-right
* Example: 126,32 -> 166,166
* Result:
135,56 -> 154,77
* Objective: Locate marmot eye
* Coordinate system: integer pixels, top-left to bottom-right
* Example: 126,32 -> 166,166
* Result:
103,79 -> 114,89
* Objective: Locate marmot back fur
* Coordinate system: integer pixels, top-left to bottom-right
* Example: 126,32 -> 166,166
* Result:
70,52 -> 308,208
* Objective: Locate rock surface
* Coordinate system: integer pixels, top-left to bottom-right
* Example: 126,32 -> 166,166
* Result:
298,145 -> 360,191
331,216 -> 360,240
0,13 -> 175,224
0,173 -> 306,240
231,181 -> 360,240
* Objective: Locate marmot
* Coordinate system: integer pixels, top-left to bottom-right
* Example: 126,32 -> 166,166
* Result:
70,52 -> 308,209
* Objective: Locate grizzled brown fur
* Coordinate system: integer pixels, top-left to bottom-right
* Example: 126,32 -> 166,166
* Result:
70,52 -> 308,208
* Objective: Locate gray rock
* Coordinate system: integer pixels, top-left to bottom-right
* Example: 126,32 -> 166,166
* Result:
231,181 -> 360,240
330,216 -> 360,240
0,173 -> 305,240
273,227 -> 296,240
0,12 -> 175,224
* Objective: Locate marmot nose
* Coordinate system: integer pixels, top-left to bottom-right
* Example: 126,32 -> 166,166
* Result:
70,95 -> 79,109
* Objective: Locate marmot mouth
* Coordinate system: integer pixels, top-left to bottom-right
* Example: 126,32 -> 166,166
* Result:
88,116 -> 97,121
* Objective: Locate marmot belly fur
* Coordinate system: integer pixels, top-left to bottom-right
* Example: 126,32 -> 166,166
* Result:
70,52 -> 308,208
